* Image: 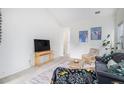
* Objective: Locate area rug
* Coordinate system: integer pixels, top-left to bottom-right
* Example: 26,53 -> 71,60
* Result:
26,60 -> 70,84
26,59 -> 97,84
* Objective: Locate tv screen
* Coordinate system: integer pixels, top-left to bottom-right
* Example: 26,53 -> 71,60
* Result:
34,39 -> 50,52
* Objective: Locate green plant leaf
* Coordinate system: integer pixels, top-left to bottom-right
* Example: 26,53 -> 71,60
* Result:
103,43 -> 107,46
105,48 -> 108,50
107,34 -> 110,38
107,41 -> 110,44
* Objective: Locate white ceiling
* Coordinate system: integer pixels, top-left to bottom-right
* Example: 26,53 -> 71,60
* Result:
48,8 -> 116,27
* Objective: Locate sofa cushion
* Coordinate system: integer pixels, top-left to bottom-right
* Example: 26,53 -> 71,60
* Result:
112,53 -> 124,63
108,60 -> 124,76
108,65 -> 124,76
107,59 -> 117,69
118,60 -> 124,67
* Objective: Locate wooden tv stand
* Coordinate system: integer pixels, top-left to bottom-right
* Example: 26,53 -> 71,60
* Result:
35,50 -> 53,66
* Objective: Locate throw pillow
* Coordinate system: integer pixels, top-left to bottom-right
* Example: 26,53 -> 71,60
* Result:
108,60 -> 124,76
108,64 -> 124,76
101,54 -> 112,64
107,59 -> 117,69
108,64 -> 120,74
118,60 -> 124,68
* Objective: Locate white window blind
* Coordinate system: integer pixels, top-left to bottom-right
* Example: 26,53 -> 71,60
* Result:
117,22 -> 124,49
0,9 -> 2,44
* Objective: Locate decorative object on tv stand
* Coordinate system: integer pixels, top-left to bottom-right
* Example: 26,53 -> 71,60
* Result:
79,31 -> 88,43
73,59 -> 79,63
91,27 -> 102,40
0,9 -> 2,44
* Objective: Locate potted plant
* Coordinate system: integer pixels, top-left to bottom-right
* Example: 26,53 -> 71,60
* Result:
102,34 -> 116,55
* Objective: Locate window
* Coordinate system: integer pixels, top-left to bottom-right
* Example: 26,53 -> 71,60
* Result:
117,22 -> 124,49
0,9 -> 1,45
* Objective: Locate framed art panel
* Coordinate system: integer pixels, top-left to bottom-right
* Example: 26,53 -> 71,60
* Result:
79,31 -> 88,43
91,27 -> 102,40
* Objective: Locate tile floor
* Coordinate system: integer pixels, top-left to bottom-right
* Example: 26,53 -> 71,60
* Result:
0,56 -> 70,84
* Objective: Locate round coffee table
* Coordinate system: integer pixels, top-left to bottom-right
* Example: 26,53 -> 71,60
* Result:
83,63 -> 95,72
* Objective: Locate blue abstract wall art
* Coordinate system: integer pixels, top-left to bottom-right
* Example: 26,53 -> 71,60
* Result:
79,31 -> 88,43
91,27 -> 102,40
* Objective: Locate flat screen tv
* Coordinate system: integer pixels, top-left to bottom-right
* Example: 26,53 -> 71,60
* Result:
34,39 -> 50,52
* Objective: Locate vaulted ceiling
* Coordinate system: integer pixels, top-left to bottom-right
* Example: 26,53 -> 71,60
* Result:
48,8 -> 116,27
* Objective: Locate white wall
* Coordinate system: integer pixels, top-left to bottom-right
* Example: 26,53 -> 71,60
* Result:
0,9 -> 64,79
70,16 -> 115,58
